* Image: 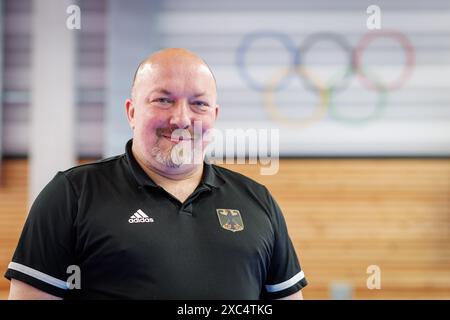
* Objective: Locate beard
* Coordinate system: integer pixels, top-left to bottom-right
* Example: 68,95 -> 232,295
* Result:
151,137 -> 193,169
150,125 -> 207,169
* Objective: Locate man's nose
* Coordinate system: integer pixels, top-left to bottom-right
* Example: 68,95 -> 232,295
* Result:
169,100 -> 191,129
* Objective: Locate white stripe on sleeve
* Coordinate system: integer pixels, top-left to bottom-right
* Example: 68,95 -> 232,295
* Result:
8,262 -> 68,290
265,270 -> 305,293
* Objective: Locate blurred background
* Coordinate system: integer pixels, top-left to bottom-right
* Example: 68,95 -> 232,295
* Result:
0,0 -> 449,299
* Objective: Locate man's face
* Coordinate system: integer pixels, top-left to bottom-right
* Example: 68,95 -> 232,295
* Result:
126,59 -> 218,175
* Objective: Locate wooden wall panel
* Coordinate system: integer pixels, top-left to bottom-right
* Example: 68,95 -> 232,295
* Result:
0,159 -> 449,299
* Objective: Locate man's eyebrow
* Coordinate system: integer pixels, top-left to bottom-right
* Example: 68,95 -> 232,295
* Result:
150,88 -> 172,95
150,89 -> 207,98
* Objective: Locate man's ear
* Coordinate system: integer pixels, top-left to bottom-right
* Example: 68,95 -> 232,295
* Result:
125,99 -> 135,129
214,104 -> 219,121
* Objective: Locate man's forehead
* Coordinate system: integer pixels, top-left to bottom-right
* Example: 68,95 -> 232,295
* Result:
144,59 -> 211,74
131,49 -> 217,98
135,62 -> 154,80
149,87 -> 208,97
136,64 -> 216,94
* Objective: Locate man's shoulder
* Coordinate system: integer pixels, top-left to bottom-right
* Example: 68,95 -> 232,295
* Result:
59,154 -> 126,182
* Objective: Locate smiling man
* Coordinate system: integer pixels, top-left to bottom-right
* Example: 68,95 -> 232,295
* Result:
127,49 -> 218,202
5,48 -> 308,300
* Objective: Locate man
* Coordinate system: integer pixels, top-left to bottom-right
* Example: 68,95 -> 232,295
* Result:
6,48 -> 308,299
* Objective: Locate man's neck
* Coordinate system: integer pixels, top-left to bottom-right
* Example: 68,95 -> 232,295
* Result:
147,165 -> 204,203
132,147 -> 204,202
143,163 -> 203,188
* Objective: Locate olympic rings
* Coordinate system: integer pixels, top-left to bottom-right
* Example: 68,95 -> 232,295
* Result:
236,31 -> 297,91
263,66 -> 329,127
353,30 -> 415,91
295,32 -> 354,93
263,66 -> 387,127
328,68 -> 387,124
236,30 -> 415,126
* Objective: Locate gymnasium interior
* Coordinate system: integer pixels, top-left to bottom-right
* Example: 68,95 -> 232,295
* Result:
0,0 -> 449,299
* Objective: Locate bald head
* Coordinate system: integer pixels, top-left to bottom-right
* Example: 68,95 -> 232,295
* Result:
125,48 -> 219,176
131,48 -> 217,99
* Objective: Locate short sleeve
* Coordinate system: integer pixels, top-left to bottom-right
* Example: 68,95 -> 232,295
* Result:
4,172 -> 78,298
261,188 -> 308,299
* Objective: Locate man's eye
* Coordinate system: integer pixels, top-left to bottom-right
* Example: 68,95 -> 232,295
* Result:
154,98 -> 172,104
192,101 -> 209,108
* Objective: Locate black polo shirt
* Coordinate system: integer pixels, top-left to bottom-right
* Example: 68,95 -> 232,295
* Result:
5,139 -> 308,299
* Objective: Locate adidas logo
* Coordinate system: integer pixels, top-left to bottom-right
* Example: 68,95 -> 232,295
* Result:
128,209 -> 154,224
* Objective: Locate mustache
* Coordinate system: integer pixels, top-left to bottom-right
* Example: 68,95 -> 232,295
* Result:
156,127 -> 201,139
